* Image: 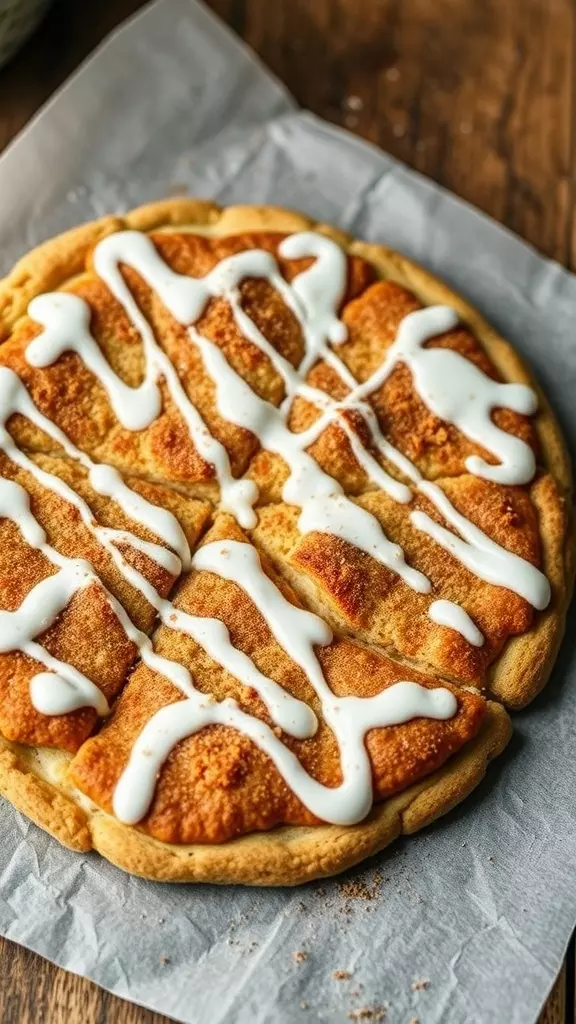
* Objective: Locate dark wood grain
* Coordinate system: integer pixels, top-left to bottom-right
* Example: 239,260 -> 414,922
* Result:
0,0 -> 573,1021
0,936 -> 170,1023
206,0 -> 575,268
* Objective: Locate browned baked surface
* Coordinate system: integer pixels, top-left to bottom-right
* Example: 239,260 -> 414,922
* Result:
69,513 -> 486,844
0,450 -> 210,752
0,198 -> 571,884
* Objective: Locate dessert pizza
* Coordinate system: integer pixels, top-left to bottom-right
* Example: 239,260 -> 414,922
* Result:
0,199 -> 571,885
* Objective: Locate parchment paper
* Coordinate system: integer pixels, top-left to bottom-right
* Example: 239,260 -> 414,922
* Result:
0,3 -> 575,1022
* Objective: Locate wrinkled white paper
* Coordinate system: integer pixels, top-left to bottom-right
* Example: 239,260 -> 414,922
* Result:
0,3 -> 575,1022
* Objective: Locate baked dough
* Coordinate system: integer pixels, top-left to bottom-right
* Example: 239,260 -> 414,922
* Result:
0,199 -> 571,885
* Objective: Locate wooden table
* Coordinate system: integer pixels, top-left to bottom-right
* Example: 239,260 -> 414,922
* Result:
0,0 -> 572,1020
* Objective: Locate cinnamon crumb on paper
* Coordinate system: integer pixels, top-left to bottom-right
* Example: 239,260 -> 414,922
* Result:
293,950 -> 308,963
411,978 -> 430,991
338,877 -> 380,901
347,1008 -> 386,1022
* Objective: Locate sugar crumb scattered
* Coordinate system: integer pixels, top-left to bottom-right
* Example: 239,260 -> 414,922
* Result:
159,955 -> 170,965
347,1007 -> 386,1022
411,978 -> 430,991
385,67 -> 400,82
300,1001 -> 308,1010
338,878 -> 380,901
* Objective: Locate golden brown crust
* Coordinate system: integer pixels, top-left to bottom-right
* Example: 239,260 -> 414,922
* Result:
0,738 -> 91,851
0,199 -> 570,884
0,217 -> 125,341
0,451 -> 211,752
250,478 -> 546,691
68,513 -> 488,845
0,702 -> 509,884
87,702 -> 512,884
488,473 -> 576,706
351,241 -> 572,495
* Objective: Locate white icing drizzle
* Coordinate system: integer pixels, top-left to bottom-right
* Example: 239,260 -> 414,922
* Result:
0,559 -> 88,653
0,467 -> 212,718
91,234 -> 259,527
27,294 -> 162,431
26,231 -> 545,612
277,232 -> 349,372
336,304 -> 538,486
193,540 -> 334,692
0,365 -> 191,568
88,464 -> 191,570
0,457 -> 316,735
226,284 -> 413,507
115,532 -> 456,825
413,481 -> 550,610
189,324 -> 430,593
28,267 -> 257,530
297,493 -> 430,592
92,232 -> 419,570
29,652 -> 111,715
428,600 -> 484,648
0,477 -> 108,716
156,601 -> 318,741
0,371 -> 183,587
3,226 -> 547,827
0,372 -> 318,735
113,679 -> 457,826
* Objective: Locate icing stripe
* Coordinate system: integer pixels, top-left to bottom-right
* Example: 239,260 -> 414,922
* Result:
5,227 -> 547,827
337,304 -> 538,487
189,325 -> 430,593
414,481 -> 550,610
0,365 -> 191,568
0,377 -> 317,737
112,680 -> 457,826
428,600 -> 484,647
0,477 -> 109,716
25,232 -> 546,613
